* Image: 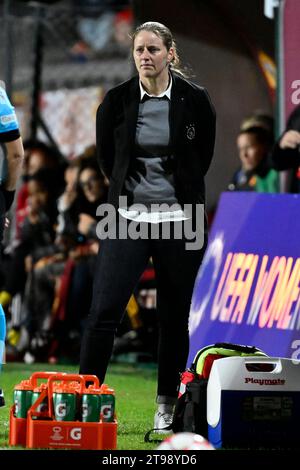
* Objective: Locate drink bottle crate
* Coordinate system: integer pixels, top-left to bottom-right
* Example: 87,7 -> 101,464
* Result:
9,409 -> 27,447
9,372 -> 117,450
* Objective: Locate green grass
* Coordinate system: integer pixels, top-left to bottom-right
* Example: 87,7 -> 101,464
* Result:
0,362 -> 161,450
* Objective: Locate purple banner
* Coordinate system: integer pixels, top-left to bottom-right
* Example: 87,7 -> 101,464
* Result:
188,192 -> 300,364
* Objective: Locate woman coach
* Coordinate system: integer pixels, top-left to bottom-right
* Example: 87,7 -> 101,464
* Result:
80,21 -> 216,432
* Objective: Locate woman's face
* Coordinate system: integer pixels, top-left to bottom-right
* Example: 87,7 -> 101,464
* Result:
133,30 -> 174,81
27,180 -> 49,211
79,168 -> 103,203
237,133 -> 267,172
27,149 -> 50,175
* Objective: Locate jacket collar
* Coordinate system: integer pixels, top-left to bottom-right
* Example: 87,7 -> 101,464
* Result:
139,74 -> 172,100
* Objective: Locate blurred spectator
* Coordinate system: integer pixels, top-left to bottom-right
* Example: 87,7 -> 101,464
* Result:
22,156 -> 108,363
21,171 -> 61,349
56,157 -> 84,252
240,112 -> 274,138
13,140 -> 66,243
71,0 -> 132,59
55,145 -> 105,245
0,169 -> 58,312
272,105 -> 300,192
113,7 -> 133,53
56,154 -> 108,249
76,156 -> 108,234
228,126 -> 279,193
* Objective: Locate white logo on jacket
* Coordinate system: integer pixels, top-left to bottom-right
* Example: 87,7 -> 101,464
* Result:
186,123 -> 195,140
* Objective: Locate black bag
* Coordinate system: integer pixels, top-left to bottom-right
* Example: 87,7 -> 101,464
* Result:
172,376 -> 208,436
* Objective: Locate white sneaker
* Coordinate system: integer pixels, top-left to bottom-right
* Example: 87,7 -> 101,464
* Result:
0,388 -> 5,407
154,411 -> 173,434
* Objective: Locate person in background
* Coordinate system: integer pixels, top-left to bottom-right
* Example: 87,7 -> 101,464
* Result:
71,0 -> 131,59
272,105 -> 300,192
0,80 -> 24,406
76,156 -> 108,239
0,167 -> 59,324
79,21 -> 216,432
55,157 -> 84,252
0,81 -> 24,265
13,140 -> 65,243
228,126 -> 279,193
240,112 -> 274,136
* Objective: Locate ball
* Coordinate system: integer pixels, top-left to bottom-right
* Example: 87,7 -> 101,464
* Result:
157,432 -> 215,450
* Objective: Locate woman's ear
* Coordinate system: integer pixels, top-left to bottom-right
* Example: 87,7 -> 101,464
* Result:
167,47 -> 175,64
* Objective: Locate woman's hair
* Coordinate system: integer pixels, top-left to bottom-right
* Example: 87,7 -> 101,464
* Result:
23,139 -> 65,166
131,21 -> 188,77
27,168 -> 56,195
238,126 -> 274,147
78,156 -> 103,178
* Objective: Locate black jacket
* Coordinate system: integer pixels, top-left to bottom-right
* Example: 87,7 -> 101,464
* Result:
96,72 -> 216,209
272,105 -> 300,192
272,105 -> 300,171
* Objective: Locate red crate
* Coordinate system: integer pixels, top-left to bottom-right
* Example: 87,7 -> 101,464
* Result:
26,416 -> 117,450
9,372 -> 117,450
9,406 -> 27,447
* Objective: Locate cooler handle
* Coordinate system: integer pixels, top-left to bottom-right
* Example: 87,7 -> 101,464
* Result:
243,356 -> 282,373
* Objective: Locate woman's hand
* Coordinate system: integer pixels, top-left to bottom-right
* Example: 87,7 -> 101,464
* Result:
78,213 -> 95,235
279,130 -> 300,150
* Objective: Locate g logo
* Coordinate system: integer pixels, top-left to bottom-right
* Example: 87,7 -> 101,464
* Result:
55,403 -> 66,417
70,427 -> 82,441
102,404 -> 112,419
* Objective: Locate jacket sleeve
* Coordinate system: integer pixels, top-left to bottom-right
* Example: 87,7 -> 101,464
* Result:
272,105 -> 300,171
96,91 -> 115,180
197,87 -> 216,175
272,139 -> 300,171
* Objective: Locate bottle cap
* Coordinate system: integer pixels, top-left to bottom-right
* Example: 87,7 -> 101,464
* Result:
14,379 -> 33,391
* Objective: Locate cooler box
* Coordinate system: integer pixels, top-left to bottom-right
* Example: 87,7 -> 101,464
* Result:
207,356 -> 300,448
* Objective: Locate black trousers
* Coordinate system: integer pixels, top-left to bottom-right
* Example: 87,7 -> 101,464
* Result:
79,220 -> 206,400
